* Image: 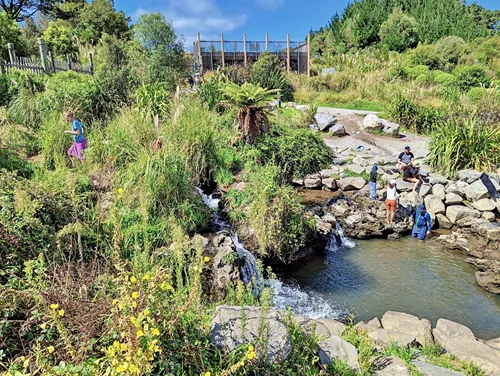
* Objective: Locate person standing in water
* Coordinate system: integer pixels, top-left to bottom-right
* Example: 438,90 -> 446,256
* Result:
385,179 -> 397,223
64,111 -> 87,161
412,205 -> 432,241
369,164 -> 378,200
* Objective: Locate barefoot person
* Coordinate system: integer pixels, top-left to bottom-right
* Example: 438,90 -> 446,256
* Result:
403,161 -> 428,192
412,205 -> 432,241
397,146 -> 414,174
64,111 -> 87,161
386,179 -> 397,223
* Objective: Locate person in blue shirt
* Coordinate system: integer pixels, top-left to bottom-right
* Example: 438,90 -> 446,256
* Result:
64,111 -> 87,161
412,205 -> 432,241
369,164 -> 378,200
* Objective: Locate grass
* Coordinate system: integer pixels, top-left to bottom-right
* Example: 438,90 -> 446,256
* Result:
315,100 -> 385,112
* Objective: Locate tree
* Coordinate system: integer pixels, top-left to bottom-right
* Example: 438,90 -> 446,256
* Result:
379,8 -> 419,52
222,82 -> 278,144
43,20 -> 77,56
0,0 -> 55,21
0,11 -> 21,60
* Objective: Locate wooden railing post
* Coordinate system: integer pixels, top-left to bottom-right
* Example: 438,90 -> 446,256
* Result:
88,52 -> 94,74
7,43 -> 16,64
67,55 -> 72,70
48,51 -> 56,73
243,33 -> 247,66
38,38 -> 49,73
265,34 -> 269,52
287,34 -> 291,73
307,34 -> 311,78
197,32 -> 202,73
221,33 -> 225,68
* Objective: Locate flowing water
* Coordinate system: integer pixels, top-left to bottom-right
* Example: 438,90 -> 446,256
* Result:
279,236 -> 500,339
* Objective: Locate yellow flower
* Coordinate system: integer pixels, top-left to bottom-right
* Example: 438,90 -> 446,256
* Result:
130,316 -> 137,325
248,345 -> 254,352
152,328 -> 160,336
204,372 -> 211,376
120,331 -> 126,339
136,330 -> 144,338
120,343 -> 128,352
142,274 -> 150,281
117,302 -> 124,310
112,299 -> 119,305
143,308 -> 150,316
23,359 -> 30,368
50,304 -> 59,310
154,345 -> 161,353
132,292 -> 139,299
129,364 -> 138,374
130,276 -> 137,283
117,188 -> 124,195
58,309 -> 65,317
40,323 -> 47,330
204,256 -> 210,263
48,346 -> 55,354
247,351 -> 256,360
132,301 -> 137,308
113,341 -> 120,349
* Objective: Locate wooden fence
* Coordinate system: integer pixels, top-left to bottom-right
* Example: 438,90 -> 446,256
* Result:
0,39 -> 93,76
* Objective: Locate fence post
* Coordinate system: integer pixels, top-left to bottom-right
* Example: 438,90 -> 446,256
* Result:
265,34 -> 269,52
287,34 -> 291,73
88,52 -> 94,74
197,32 -> 202,73
307,34 -> 311,78
38,38 -> 49,73
243,33 -> 247,66
67,55 -> 72,70
221,33 -> 225,68
0,62 -> 5,75
8,43 -> 16,64
48,51 -> 56,73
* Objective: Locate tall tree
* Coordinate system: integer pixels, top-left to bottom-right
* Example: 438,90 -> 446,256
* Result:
0,0 -> 55,21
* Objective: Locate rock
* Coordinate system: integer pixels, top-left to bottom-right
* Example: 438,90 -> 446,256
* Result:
210,306 -> 290,362
464,180 -> 490,202
315,113 -> 338,132
291,178 -> 304,187
486,337 -> 500,350
368,328 -> 418,348
309,124 -> 319,132
396,179 -> 416,192
304,178 -> 322,189
432,184 -> 446,200
436,214 -> 454,229
318,335 -> 360,371
330,123 -> 346,136
314,319 -> 347,338
381,173 -> 396,183
296,317 -> 345,339
458,169 -> 481,184
472,198 -> 496,212
433,319 -> 500,375
295,104 -> 309,111
475,271 -> 500,294
322,67 -> 337,76
419,184 -> 432,198
482,211 -> 496,222
357,317 -> 382,334
345,214 -> 363,227
323,213 -> 337,224
424,195 -> 446,216
346,164 -> 366,175
428,174 -> 449,185
381,311 -> 434,346
473,221 -> 500,241
446,181 -> 469,198
446,206 -> 481,224
316,220 -> 333,235
362,114 -> 385,132
320,168 -> 340,178
212,238 -> 240,295
445,193 -> 463,205
412,360 -> 465,376
404,191 -> 423,208
373,356 -> 411,376
337,177 -> 366,191
383,122 -> 400,137
456,217 -> 487,228
322,178 -> 338,190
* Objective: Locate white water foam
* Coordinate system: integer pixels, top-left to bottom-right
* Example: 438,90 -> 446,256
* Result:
336,221 -> 356,249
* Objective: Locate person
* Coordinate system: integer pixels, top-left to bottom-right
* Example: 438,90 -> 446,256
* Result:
188,74 -> 194,89
397,146 -> 414,174
386,179 -> 397,223
194,71 -> 203,90
403,161 -> 428,192
64,111 -> 87,161
412,205 -> 432,241
369,164 -> 378,200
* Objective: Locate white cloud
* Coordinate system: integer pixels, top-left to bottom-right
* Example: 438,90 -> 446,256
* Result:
132,0 -> 247,45
256,0 -> 284,10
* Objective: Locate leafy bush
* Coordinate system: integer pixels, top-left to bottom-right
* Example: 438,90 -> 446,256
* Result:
251,52 -> 292,101
389,95 -> 445,133
225,64 -> 252,85
453,65 -> 491,91
428,119 -> 500,177
256,124 -> 334,182
406,65 -> 429,79
433,71 -> 458,86
379,8 -> 419,52
467,87 -> 487,103
475,92 -> 500,127
0,75 -> 11,106
413,43 -> 442,69
435,36 -> 468,67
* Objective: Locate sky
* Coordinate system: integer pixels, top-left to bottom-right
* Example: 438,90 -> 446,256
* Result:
114,0 -> 500,45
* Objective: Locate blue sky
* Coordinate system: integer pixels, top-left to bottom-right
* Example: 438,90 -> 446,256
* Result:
115,0 -> 500,45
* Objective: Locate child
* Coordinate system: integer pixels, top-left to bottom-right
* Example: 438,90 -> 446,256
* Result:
369,164 -> 378,200
64,111 -> 87,161
386,180 -> 397,223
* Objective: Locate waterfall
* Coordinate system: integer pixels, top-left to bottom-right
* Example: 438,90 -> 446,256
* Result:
336,221 -> 356,249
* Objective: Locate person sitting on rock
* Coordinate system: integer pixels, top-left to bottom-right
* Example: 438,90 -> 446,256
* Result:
385,179 -> 397,224
412,205 -> 432,241
403,161 -> 428,192
369,164 -> 378,200
397,146 -> 414,173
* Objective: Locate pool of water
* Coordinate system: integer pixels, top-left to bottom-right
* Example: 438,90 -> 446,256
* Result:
278,237 -> 500,339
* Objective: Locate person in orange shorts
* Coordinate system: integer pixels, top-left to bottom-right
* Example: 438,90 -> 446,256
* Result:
385,179 -> 398,223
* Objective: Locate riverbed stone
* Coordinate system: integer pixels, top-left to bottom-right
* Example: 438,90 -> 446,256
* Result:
472,198 -> 496,212
432,184 -> 446,200
357,317 -> 382,334
464,180 -> 490,202
322,178 -> 338,190
445,193 -> 463,205
419,184 -> 432,198
412,360 -> 465,376
318,335 -> 361,371
428,173 -> 449,185
373,356 -> 411,376
292,178 -> 304,187
362,114 -> 385,132
396,179 -> 415,192
446,181 -> 469,198
315,113 -> 338,132
446,206 -> 481,224
458,169 -> 481,184
425,195 -> 446,216
381,311 -> 434,346
486,337 -> 500,350
305,178 -> 322,189
346,164 -> 366,175
330,123 -> 346,136
436,214 -> 454,229
383,122 -> 400,137
406,191 -> 424,208
210,306 -> 290,362
433,319 -> 500,375
368,328 -> 418,348
337,177 -> 366,191
482,211 -> 496,222
456,217 -> 487,228
475,271 -> 500,294
212,237 -> 240,296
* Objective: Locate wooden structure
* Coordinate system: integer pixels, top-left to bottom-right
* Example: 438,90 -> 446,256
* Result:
0,39 -> 93,75
193,33 -> 310,75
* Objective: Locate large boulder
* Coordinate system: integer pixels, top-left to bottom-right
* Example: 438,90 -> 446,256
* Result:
412,360 -> 465,376
436,214 -> 454,229
464,180 -> 490,202
433,319 -> 500,375
346,164 -> 366,175
315,113 -> 338,132
362,114 -> 385,132
424,195 -> 446,216
318,335 -> 361,372
432,184 -> 446,200
396,179 -> 416,192
373,356 -> 411,376
211,236 -> 241,296
446,206 -> 481,224
322,178 -> 338,190
383,122 -> 400,137
407,191 -> 424,208
482,211 -> 496,222
475,271 -> 500,294
472,198 -> 496,212
381,311 -> 434,346
304,178 -> 322,189
445,193 -> 464,205
356,317 -> 382,334
419,184 -> 432,198
458,169 -> 481,184
330,123 -> 346,136
428,174 -> 449,185
486,337 -> 500,350
210,306 -> 290,362
446,181 -> 469,198
295,317 -> 346,339
337,177 -> 366,191
368,328 -> 418,348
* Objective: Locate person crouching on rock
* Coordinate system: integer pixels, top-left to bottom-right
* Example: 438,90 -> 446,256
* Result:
386,179 -> 397,224
412,205 -> 432,241
369,164 -> 378,200
403,161 -> 429,192
64,111 -> 87,161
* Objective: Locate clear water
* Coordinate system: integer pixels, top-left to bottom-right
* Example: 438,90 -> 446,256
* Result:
280,237 -> 500,340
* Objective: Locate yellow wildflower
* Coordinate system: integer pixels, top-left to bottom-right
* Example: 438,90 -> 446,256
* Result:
247,351 -> 256,360
118,302 -> 124,310
132,292 -> 139,299
152,328 -> 160,336
120,343 -> 127,352
204,256 -> 210,263
58,309 -> 65,317
204,372 -> 211,376
113,341 -> 120,349
129,364 -> 138,374
23,359 -> 30,368
132,301 -> 137,308
112,358 -> 118,366
130,276 -> 137,283
143,308 -> 150,316
120,332 -> 126,339
154,345 -> 161,353
50,304 -> 59,310
130,317 -> 137,325
48,346 -> 55,354
117,188 -> 124,195
112,299 -> 119,305
142,274 -> 150,281
136,330 -> 145,338
40,323 -> 47,330
248,345 -> 254,352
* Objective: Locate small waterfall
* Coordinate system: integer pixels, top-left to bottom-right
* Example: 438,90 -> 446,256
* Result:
336,221 -> 356,249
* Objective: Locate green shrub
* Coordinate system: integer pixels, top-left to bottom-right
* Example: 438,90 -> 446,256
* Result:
474,92 -> 500,127
379,8 -> 419,52
0,75 -> 10,106
406,65 -> 429,79
389,95 -> 445,133
428,119 -> 500,177
467,87 -> 488,103
413,42 -> 442,69
453,65 -> 491,92
225,64 -> 252,85
433,71 -> 458,86
435,36 -> 468,67
39,113 -> 74,170
251,52 -> 292,101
